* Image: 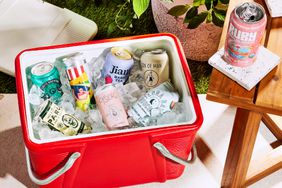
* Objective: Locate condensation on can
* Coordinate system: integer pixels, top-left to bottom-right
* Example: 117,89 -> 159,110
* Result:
224,2 -> 267,67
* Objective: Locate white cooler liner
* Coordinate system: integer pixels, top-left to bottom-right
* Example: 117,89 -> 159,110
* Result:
19,36 -> 197,144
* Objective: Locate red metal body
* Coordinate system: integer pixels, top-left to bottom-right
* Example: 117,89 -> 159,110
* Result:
15,33 -> 203,188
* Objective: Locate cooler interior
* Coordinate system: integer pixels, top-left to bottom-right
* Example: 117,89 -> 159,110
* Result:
18,35 -> 198,144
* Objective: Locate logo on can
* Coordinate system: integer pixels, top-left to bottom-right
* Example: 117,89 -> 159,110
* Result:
140,49 -> 169,89
102,47 -> 134,84
31,62 -> 63,101
224,2 -> 267,67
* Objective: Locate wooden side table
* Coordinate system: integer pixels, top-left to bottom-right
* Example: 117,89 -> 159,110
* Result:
206,0 -> 282,187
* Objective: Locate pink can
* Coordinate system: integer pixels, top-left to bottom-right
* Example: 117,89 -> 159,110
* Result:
224,2 -> 267,67
95,82 -> 129,130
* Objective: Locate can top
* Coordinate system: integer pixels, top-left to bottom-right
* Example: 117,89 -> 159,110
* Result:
31,62 -> 54,76
111,47 -> 132,60
235,2 -> 265,23
63,53 -> 84,68
149,48 -> 166,55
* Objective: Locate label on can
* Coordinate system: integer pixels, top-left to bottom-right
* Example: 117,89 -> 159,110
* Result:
95,84 -> 129,130
224,2 -> 266,67
65,55 -> 93,111
140,49 -> 169,89
102,47 -> 134,84
36,100 -> 91,136
31,62 -> 63,101
128,81 -> 179,126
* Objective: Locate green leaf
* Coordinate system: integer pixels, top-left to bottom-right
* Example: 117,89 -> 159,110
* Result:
167,5 -> 190,16
213,7 -> 227,15
205,0 -> 212,10
212,10 -> 224,27
133,0 -> 150,18
184,6 -> 198,23
206,11 -> 212,23
219,0 -> 229,4
193,0 -> 201,6
107,22 -> 117,36
188,11 -> 208,29
213,8 -> 226,21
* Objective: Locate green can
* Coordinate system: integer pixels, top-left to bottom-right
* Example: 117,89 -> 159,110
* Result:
31,62 -> 63,101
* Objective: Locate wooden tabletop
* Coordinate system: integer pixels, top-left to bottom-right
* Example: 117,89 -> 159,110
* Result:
207,0 -> 282,116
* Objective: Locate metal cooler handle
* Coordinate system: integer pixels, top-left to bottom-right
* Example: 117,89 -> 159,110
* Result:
153,142 -> 197,166
25,147 -> 81,185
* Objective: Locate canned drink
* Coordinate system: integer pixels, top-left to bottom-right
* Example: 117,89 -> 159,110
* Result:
128,81 -> 179,126
224,2 -> 267,67
31,61 -> 63,101
94,77 -> 129,130
140,49 -> 169,89
102,47 -> 134,84
64,54 -> 93,111
35,100 -> 92,136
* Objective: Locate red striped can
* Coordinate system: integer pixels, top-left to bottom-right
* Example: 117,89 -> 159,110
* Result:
64,54 -> 93,111
224,2 -> 267,67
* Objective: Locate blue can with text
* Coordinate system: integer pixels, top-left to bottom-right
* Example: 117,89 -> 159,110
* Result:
102,47 -> 134,84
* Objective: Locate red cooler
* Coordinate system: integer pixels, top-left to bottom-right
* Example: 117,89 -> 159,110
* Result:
15,34 -> 203,188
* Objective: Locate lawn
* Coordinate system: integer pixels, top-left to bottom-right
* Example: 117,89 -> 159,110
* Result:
0,0 -> 212,94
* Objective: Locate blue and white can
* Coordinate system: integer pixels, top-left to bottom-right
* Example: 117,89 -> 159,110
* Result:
102,47 -> 134,84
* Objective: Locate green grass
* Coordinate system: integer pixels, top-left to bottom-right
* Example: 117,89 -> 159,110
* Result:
0,0 -> 212,94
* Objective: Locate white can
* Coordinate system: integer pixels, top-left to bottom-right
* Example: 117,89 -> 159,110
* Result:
102,47 -> 134,84
140,49 -> 169,89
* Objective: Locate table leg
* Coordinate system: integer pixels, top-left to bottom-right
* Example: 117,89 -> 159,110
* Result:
221,108 -> 262,188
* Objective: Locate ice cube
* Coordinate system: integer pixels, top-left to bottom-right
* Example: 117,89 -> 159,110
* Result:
87,109 -> 107,132
28,85 -> 44,106
88,48 -> 111,88
156,102 -> 189,125
59,101 -> 75,114
38,127 -> 65,140
128,70 -> 147,93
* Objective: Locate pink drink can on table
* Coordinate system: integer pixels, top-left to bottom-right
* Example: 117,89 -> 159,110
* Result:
224,2 -> 267,67
94,78 -> 129,130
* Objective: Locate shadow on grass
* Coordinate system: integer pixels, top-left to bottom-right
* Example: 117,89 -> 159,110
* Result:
0,72 -> 16,93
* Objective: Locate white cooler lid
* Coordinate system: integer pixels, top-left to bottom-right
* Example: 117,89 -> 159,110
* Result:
0,0 -> 98,76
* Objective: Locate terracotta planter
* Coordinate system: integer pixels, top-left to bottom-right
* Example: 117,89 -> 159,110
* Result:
152,0 -> 223,61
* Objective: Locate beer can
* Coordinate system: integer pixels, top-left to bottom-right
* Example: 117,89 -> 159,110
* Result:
224,2 -> 267,67
64,54 -> 93,111
102,47 -> 134,84
94,79 -> 129,130
35,100 -> 92,136
140,49 -> 169,89
128,81 -> 179,126
31,61 -> 63,101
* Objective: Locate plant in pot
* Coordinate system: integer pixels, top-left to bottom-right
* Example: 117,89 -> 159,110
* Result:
152,0 -> 229,61
106,0 -> 171,35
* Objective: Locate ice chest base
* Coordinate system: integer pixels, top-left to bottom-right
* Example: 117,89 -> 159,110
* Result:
15,34 -> 203,188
